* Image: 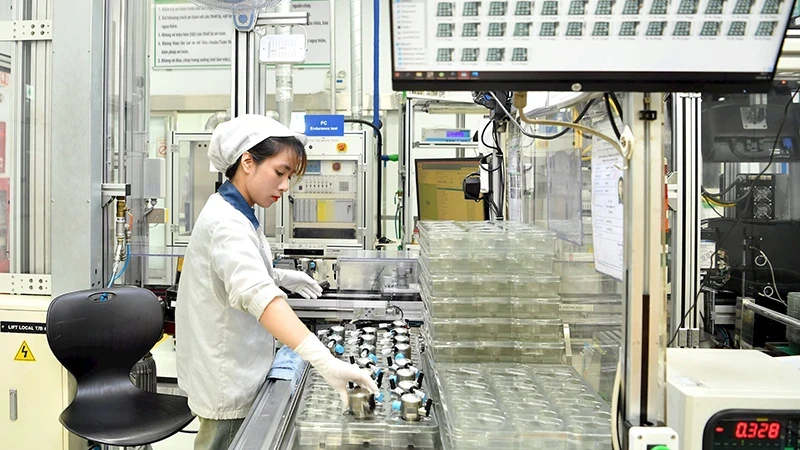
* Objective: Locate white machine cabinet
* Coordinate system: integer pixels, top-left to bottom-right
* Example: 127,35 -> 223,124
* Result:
667,348 -> 800,450
0,295 -> 83,449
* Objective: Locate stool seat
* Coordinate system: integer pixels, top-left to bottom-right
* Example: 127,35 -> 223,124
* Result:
47,287 -> 194,447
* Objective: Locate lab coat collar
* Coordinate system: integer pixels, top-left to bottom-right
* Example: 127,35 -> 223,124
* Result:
218,181 -> 260,230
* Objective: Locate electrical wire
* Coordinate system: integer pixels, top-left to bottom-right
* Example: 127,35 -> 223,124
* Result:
750,246 -> 785,303
480,120 -> 500,151
515,98 -> 597,140
702,84 -> 800,206
487,92 -> 628,160
604,93 -> 623,140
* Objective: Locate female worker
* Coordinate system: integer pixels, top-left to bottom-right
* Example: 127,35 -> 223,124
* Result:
176,114 -> 377,450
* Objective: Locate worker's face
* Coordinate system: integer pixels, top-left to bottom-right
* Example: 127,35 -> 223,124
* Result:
240,149 -> 297,208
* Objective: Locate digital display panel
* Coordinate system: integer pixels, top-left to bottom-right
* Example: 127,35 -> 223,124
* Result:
390,0 -> 794,92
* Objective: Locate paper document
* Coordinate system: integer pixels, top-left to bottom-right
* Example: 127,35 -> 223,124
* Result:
591,134 -> 624,280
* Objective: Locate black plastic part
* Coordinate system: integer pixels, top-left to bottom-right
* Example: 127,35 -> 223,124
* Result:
387,356 -> 393,367
369,394 -> 376,410
46,287 -> 194,446
389,378 -> 397,390
376,371 -> 385,388
425,398 -> 433,417
349,356 -> 356,364
416,372 -> 424,387
348,382 -> 355,390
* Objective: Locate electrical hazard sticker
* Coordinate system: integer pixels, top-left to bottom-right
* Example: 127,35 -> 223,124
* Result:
14,341 -> 35,362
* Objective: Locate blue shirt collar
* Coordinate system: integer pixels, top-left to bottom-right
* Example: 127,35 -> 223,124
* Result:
218,181 -> 260,229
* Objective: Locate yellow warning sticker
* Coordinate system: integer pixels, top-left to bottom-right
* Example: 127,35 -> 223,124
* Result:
14,340 -> 35,362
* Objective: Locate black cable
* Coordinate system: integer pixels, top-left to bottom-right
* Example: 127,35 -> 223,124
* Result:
345,119 -> 386,243
179,429 -> 199,434
481,120 -> 500,151
519,99 -> 597,140
608,92 -> 623,121
604,93 -> 622,140
702,84 -> 800,206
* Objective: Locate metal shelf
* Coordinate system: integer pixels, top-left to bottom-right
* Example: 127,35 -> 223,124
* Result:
413,141 -> 479,149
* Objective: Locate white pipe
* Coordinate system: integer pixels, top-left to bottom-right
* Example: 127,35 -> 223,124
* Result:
118,0 -> 127,184
329,0 -> 336,113
204,111 -> 230,131
276,0 -> 294,126
350,0 -> 363,120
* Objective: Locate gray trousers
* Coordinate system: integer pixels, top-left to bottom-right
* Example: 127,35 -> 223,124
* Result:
194,417 -> 244,450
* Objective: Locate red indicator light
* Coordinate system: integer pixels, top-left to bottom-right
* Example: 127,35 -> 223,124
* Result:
715,427 -> 724,433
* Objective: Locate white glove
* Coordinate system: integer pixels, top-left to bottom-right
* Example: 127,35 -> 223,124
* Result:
277,270 -> 322,299
294,333 -> 379,407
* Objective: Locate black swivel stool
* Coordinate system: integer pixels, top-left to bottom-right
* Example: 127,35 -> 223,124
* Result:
46,287 -> 194,448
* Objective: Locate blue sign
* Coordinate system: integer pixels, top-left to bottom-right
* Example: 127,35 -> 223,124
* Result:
305,115 -> 345,137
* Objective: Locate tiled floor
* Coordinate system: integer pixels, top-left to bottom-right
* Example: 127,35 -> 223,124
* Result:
151,335 -> 198,450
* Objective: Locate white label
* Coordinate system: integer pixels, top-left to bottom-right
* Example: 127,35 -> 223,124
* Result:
154,3 -> 233,68
699,240 -> 716,269
559,304 -> 594,312
591,123 -> 624,281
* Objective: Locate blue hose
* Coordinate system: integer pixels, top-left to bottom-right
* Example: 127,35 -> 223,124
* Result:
107,243 -> 131,287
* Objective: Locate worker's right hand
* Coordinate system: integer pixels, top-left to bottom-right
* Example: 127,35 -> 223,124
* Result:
294,333 -> 379,407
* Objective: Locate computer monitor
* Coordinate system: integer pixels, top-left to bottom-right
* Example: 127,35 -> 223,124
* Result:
415,158 -> 486,221
701,82 -> 800,162
390,0 -> 794,92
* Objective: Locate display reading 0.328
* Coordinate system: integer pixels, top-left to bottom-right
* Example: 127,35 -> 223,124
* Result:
714,419 -> 785,448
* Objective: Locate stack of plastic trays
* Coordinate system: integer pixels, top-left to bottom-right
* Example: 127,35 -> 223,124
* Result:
294,327 -> 440,450
418,221 -> 565,365
428,363 -> 611,450
787,293 -> 800,345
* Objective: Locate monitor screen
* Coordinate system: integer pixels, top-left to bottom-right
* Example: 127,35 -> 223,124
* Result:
415,158 -> 486,221
390,0 -> 793,92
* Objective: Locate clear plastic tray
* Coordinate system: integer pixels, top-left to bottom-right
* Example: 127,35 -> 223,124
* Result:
293,371 -> 440,449
425,340 -> 565,364
418,220 -> 557,255
420,265 -> 561,298
425,316 -> 563,341
554,260 -> 599,278
558,296 -> 622,317
424,296 -> 561,319
428,362 -> 610,450
559,275 -> 622,295
420,252 -> 555,275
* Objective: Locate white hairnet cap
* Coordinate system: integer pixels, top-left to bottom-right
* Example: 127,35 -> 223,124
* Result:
208,114 -> 308,173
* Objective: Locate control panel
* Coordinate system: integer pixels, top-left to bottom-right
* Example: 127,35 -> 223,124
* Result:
704,410 -> 800,449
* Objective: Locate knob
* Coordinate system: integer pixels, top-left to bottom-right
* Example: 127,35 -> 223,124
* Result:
334,344 -> 345,355
392,400 -> 402,411
376,392 -> 385,403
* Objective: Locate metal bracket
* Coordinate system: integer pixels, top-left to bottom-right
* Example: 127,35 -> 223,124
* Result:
0,274 -> 51,295
101,183 -> 131,197
0,20 -> 52,41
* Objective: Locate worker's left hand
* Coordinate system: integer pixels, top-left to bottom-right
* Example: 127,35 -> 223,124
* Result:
278,270 -> 323,299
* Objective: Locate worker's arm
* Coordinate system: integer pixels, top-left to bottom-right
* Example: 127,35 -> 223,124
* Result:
258,296 -> 312,349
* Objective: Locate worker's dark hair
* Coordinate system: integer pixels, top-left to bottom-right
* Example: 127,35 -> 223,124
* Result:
225,136 -> 308,180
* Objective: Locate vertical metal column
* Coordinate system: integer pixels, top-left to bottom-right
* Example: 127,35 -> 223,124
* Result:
622,93 -> 667,436
51,0 -> 106,294
670,94 -> 703,336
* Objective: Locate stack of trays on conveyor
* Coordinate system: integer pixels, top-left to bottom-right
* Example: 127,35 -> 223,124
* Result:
554,217 -> 623,358
787,293 -> 800,346
418,221 -> 565,364
295,325 -> 441,449
429,362 -> 612,450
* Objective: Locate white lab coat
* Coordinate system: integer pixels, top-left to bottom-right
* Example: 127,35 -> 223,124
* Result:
175,192 -> 287,420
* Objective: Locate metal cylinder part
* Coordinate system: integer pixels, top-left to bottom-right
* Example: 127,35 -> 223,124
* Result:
360,334 -> 377,346
331,325 -> 345,335
392,327 -> 409,337
399,393 -> 423,421
356,357 -> 373,369
396,367 -> 416,383
361,326 -> 377,335
393,335 -> 410,345
359,344 -> 376,357
394,343 -> 412,359
392,320 -> 408,329
348,388 -> 375,419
